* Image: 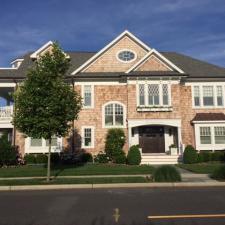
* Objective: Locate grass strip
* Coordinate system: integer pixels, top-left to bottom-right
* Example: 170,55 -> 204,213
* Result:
176,163 -> 223,174
0,164 -> 153,178
0,176 -> 149,186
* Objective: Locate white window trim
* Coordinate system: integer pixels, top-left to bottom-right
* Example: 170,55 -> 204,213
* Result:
191,83 -> 225,109
81,126 -> 95,149
102,101 -> 126,128
25,137 -> 62,153
194,123 -> 225,151
136,81 -> 172,107
116,49 -> 137,63
81,85 -> 94,109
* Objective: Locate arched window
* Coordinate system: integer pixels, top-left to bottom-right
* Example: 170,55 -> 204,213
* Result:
104,102 -> 125,127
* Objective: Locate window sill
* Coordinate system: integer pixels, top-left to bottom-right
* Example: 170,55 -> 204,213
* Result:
137,106 -> 173,112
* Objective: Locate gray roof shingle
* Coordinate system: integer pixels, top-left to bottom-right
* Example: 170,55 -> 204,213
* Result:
0,51 -> 224,80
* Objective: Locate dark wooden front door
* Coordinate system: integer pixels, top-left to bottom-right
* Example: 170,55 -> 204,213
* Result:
139,126 -> 165,153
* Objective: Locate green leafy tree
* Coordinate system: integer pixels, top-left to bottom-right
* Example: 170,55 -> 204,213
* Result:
13,43 -> 82,181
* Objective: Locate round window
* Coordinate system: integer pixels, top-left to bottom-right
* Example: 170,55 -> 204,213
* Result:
117,50 -> 136,62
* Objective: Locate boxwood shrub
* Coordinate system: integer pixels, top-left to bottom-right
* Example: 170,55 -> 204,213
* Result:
24,154 -> 36,164
36,154 -> 48,164
114,151 -> 126,164
152,165 -> 181,182
127,145 -> 141,165
94,151 -> 109,163
211,165 -> 225,180
183,145 -> 198,164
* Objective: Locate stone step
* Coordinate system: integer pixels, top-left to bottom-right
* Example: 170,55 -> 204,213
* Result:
141,154 -> 182,165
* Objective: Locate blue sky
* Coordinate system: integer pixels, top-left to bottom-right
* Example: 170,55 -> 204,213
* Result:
0,0 -> 225,67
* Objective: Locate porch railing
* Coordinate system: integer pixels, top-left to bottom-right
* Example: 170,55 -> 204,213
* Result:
0,106 -> 13,119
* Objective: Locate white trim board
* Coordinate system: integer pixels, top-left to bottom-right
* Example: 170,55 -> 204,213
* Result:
71,30 -> 151,75
126,49 -> 184,74
30,41 -> 53,59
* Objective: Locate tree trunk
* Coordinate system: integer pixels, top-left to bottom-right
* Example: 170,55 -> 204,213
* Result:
47,137 -> 51,182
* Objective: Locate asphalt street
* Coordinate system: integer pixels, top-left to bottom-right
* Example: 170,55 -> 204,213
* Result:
0,187 -> 225,225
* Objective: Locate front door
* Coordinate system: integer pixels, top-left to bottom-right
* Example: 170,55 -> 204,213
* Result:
139,126 -> 165,153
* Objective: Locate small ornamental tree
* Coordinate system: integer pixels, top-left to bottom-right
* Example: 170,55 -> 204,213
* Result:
13,43 -> 82,181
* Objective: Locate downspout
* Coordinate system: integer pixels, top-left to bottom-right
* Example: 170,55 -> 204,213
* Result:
71,78 -> 75,153
13,79 -> 18,147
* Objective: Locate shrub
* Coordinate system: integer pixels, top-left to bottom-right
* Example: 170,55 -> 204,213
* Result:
24,154 -> 36,164
36,154 -> 48,164
105,128 -> 125,161
183,145 -> 198,164
197,153 -> 204,163
94,151 -> 109,163
51,153 -> 61,164
211,151 -> 225,162
114,151 -> 126,164
152,165 -> 181,182
127,145 -> 141,165
201,151 -> 212,162
211,165 -> 225,180
0,133 -> 17,166
81,152 -> 93,163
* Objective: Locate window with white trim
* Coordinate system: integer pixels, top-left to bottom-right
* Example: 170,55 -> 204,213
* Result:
82,85 -> 94,108
216,86 -> 223,106
193,86 -> 200,106
138,83 -> 170,107
30,137 -> 58,147
82,127 -> 94,148
192,84 -> 224,108
104,102 -> 124,127
214,127 -> 225,144
200,127 -> 211,144
203,86 -> 214,106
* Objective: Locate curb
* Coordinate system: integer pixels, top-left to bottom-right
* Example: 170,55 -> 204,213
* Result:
0,182 -> 225,191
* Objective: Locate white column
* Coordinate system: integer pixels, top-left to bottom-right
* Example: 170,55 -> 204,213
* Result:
128,126 -> 132,148
177,126 -> 182,155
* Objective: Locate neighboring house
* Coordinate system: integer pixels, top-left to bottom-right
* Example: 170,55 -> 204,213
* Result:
0,30 -> 225,164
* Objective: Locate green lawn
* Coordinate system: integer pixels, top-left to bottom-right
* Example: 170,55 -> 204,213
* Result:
177,162 -> 224,174
0,176 -> 149,186
0,163 -> 153,178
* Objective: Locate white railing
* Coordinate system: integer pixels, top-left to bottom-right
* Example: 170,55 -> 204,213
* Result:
0,106 -> 13,118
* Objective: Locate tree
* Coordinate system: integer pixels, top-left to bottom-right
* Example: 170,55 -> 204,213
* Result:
13,43 -> 82,181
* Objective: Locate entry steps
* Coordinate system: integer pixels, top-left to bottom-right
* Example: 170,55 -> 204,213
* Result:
141,154 -> 182,165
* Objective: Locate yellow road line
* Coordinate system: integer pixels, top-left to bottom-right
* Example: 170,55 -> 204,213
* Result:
148,214 -> 225,219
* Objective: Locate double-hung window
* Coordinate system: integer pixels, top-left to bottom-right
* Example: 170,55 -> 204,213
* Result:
83,85 -> 94,108
216,86 -> 223,106
193,86 -> 200,106
214,127 -> 225,144
138,83 -> 170,107
203,86 -> 214,106
82,127 -> 94,148
200,127 -> 211,144
104,102 -> 125,127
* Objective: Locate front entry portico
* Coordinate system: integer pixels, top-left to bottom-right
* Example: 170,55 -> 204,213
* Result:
128,119 -> 183,164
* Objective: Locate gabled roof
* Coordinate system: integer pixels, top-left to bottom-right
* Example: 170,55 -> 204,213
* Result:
30,41 -> 53,59
71,30 -> 151,75
126,49 -> 184,74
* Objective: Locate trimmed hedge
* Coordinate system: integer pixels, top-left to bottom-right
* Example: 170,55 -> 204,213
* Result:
24,153 -> 60,164
114,151 -> 126,164
183,145 -> 198,164
127,145 -> 141,165
152,165 -> 181,182
211,165 -> 225,180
